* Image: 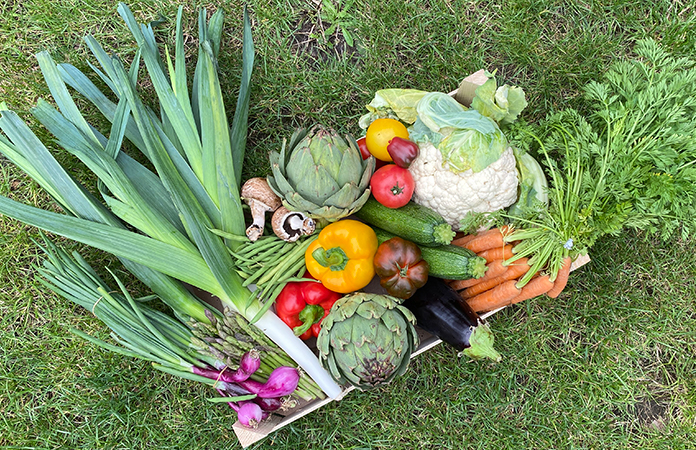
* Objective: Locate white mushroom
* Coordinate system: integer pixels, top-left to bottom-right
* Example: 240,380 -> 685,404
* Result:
241,177 -> 282,241
271,206 -> 316,242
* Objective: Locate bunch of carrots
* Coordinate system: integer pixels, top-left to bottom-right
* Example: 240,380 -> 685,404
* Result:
447,227 -> 572,314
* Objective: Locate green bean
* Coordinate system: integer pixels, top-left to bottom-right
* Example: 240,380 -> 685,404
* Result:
226,248 -> 257,263
250,240 -> 295,263
206,227 -> 251,242
254,238 -> 312,287
237,237 -> 286,257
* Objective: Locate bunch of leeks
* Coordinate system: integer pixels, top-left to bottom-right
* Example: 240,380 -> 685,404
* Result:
0,3 -> 341,399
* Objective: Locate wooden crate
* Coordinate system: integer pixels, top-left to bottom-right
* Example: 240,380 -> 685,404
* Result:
231,73 -> 589,446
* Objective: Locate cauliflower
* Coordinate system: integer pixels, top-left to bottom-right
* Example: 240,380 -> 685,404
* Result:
408,142 -> 518,230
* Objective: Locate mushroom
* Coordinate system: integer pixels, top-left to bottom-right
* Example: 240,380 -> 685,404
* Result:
271,206 -> 316,242
241,177 -> 282,241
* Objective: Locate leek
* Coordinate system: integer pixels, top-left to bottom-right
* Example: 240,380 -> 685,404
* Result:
0,3 -> 341,399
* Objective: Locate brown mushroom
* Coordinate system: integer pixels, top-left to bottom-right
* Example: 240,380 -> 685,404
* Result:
271,206 -> 316,242
241,177 -> 282,241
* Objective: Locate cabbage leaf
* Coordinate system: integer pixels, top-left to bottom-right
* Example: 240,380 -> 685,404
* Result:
411,92 -> 509,173
358,88 -> 428,128
471,76 -> 528,125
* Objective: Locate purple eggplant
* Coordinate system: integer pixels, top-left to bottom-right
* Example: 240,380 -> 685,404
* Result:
402,277 -> 501,362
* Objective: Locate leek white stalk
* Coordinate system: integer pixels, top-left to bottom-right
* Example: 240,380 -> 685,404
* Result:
244,308 -> 342,399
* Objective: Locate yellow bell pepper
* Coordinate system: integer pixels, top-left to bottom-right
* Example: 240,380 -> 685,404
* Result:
305,220 -> 378,294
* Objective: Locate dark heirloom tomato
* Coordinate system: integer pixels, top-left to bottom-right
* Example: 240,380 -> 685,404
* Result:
369,164 -> 415,208
373,237 -> 430,299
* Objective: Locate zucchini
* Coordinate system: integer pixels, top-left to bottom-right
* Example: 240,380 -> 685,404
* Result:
373,227 -> 487,280
355,198 -> 455,247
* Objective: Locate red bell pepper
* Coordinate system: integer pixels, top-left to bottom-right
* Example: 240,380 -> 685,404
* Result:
275,279 -> 342,340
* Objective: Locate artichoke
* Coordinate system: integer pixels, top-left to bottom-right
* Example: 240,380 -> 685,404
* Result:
316,292 -> 419,390
267,126 -> 376,222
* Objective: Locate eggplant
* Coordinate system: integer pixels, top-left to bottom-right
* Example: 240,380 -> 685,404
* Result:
402,277 -> 502,362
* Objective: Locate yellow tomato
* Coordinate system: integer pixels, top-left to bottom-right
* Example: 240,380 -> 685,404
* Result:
365,118 -> 409,162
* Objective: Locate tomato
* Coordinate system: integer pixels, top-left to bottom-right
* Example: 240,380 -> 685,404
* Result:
365,118 -> 409,162
370,164 -> 415,209
358,136 -> 388,169
356,137 -> 371,160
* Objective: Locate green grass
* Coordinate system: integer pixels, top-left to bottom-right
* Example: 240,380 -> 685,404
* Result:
1,0 -> 695,448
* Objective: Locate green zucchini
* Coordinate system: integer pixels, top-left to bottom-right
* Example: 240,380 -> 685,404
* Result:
373,227 -> 487,280
355,198 -> 455,247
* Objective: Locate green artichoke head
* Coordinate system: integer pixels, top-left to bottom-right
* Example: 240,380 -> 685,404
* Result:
316,292 -> 419,390
267,126 -> 376,222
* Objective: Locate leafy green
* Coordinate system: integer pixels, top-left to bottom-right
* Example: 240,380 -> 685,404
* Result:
581,39 -> 696,240
503,38 -> 696,283
471,74 -> 528,126
409,92 -> 508,173
507,147 -> 548,218
357,88 -> 428,128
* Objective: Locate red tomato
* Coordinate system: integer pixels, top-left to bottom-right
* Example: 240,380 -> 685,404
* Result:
358,136 -> 388,169
357,137 -> 371,160
370,164 -> 415,208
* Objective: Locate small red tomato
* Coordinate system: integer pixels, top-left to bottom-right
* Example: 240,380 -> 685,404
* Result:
358,137 -> 387,169
370,164 -> 415,209
357,137 -> 371,160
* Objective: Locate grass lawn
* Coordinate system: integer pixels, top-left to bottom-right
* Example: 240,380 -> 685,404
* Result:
1,0 -> 695,448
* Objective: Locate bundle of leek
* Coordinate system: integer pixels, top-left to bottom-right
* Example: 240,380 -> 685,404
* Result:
0,3 -> 342,399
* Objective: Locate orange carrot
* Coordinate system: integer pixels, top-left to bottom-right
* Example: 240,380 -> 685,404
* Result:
477,244 -> 514,263
460,257 -> 530,298
461,229 -> 504,253
448,259 -> 508,290
451,232 -> 482,247
547,256 -> 572,298
450,230 -> 493,247
465,280 -> 521,313
507,274 -> 554,305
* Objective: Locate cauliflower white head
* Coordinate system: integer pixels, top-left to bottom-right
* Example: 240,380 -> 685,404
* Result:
408,142 -> 518,230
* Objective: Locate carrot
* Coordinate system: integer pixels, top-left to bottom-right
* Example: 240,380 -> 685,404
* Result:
451,235 -> 476,247
460,257 -> 530,298
450,230 -> 492,247
546,256 -> 572,298
477,244 -> 514,263
461,229 -> 504,253
507,274 -> 554,305
465,280 -> 521,313
448,259 -> 508,290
